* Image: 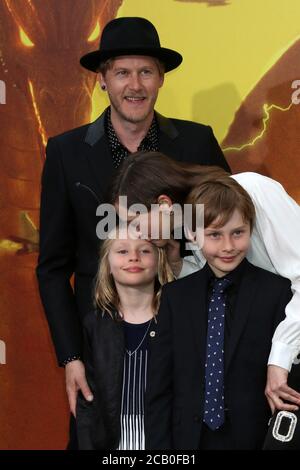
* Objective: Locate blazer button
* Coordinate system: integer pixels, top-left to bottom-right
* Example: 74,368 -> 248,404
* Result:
193,415 -> 201,423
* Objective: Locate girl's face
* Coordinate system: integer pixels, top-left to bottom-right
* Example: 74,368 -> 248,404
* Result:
108,236 -> 159,288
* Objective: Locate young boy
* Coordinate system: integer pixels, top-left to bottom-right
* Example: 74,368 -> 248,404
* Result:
145,175 -> 293,450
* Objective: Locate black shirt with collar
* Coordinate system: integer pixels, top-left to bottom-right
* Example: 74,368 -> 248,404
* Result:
205,258 -> 248,352
105,107 -> 159,168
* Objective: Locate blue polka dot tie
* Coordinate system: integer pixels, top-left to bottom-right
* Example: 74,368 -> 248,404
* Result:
203,277 -> 231,431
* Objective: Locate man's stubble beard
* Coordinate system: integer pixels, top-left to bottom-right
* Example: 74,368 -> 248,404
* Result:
109,93 -> 157,125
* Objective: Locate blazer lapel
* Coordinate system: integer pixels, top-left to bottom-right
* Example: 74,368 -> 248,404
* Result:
225,264 -> 257,375
84,110 -> 115,200
93,312 -> 125,402
189,270 -> 210,368
156,112 -> 182,161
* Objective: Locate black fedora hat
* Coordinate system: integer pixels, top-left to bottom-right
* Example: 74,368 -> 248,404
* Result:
80,17 -> 183,73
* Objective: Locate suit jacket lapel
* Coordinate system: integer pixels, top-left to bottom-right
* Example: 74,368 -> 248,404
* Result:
93,312 -> 124,402
225,264 -> 257,375
156,112 -> 182,161
189,269 -> 209,369
84,110 -> 115,200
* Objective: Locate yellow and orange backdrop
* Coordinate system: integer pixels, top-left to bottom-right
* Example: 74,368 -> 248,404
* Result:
0,0 -> 299,449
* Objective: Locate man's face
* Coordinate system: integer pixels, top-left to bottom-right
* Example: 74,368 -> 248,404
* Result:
100,56 -> 164,124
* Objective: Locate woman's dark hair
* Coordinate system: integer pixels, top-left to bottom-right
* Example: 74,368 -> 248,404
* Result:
110,151 -> 228,208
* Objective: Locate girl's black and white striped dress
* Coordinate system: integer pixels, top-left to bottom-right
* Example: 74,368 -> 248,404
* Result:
118,319 -> 153,450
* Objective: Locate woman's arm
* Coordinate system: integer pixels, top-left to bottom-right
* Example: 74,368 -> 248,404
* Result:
232,172 -> 300,371
232,172 -> 300,409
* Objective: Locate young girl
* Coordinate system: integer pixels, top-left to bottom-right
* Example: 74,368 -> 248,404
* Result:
110,150 -> 300,412
75,226 -> 173,450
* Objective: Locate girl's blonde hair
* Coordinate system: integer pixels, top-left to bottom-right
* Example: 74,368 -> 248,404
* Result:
94,232 -> 174,318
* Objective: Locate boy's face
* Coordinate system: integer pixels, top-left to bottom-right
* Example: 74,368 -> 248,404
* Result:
201,209 -> 251,278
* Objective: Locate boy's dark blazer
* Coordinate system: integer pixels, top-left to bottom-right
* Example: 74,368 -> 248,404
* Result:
145,260 -> 292,450
36,108 -> 230,365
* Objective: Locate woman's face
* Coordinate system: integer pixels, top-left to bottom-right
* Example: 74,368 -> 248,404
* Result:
116,197 -> 174,247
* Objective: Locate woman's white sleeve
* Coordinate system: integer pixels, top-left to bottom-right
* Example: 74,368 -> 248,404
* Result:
178,257 -> 201,278
233,172 -> 300,371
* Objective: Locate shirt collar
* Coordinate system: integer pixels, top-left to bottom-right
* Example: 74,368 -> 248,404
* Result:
105,107 -> 158,162
206,257 -> 248,288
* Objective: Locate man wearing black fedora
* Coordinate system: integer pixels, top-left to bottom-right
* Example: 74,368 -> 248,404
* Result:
36,16 -> 230,447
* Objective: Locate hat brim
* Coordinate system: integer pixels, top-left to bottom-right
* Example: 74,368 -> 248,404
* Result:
80,47 -> 183,73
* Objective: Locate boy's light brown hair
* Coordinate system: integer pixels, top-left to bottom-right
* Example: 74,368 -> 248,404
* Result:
186,174 -> 256,232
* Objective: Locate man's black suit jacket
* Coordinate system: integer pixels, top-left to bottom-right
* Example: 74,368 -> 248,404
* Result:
36,108 -> 230,365
145,260 -> 292,450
